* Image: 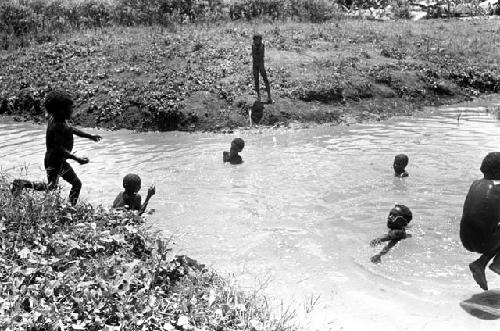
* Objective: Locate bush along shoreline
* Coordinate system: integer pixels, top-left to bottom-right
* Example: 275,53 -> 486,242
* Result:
0,179 -> 296,330
1,18 -> 500,132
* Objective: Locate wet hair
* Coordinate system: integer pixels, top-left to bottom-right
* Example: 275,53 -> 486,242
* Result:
395,204 -> 412,225
231,138 -> 245,151
394,154 -> 409,167
480,152 -> 500,179
123,173 -> 141,193
44,90 -> 73,118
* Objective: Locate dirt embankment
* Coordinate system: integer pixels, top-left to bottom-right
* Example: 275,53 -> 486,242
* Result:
1,19 -> 499,132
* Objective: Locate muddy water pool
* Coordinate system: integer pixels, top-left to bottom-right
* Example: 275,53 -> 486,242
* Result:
3,97 -> 500,330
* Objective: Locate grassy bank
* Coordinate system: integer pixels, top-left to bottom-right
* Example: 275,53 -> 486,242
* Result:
0,177 -> 296,330
1,18 -> 500,131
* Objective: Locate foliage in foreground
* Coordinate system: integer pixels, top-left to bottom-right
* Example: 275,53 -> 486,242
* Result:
0,177 -> 295,331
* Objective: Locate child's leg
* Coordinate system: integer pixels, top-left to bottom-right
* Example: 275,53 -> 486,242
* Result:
46,165 -> 60,190
260,66 -> 272,102
60,162 -> 82,206
11,179 -> 48,196
470,251 -> 496,290
253,66 -> 261,100
487,232 -> 500,274
489,249 -> 500,275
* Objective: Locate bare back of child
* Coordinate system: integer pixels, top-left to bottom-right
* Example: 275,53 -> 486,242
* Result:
460,152 -> 500,290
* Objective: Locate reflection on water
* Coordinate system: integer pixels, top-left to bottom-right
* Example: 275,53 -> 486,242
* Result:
2,97 -> 500,329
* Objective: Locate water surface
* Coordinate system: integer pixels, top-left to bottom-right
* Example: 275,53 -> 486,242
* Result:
2,97 -> 500,330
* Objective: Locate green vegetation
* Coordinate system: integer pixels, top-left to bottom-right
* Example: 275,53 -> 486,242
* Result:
1,18 -> 499,131
0,177 -> 296,330
0,0 -> 340,49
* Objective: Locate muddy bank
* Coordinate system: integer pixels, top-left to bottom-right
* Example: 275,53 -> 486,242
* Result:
1,20 -> 499,132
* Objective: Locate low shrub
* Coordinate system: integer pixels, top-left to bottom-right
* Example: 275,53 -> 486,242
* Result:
0,0 -> 341,49
0,176 -> 296,330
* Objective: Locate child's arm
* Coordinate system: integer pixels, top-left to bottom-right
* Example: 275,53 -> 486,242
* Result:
370,230 -> 406,246
139,185 -> 155,215
72,127 -> 102,142
371,240 -> 399,263
370,234 -> 392,246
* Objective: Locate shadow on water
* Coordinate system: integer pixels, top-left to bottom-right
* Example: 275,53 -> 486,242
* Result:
460,290 -> 500,320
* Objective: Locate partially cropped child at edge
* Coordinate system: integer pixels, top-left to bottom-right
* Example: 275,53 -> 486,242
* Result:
460,152 -> 500,290
370,204 -> 413,263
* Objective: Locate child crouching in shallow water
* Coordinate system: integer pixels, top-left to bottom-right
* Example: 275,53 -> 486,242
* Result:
370,204 -> 413,263
223,138 -> 245,165
113,173 -> 155,215
460,152 -> 500,291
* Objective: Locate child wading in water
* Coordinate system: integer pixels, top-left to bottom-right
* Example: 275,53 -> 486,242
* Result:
393,154 -> 409,178
252,34 -> 273,104
223,138 -> 245,165
113,173 -> 155,215
11,90 -> 101,205
460,152 -> 500,290
370,204 -> 413,263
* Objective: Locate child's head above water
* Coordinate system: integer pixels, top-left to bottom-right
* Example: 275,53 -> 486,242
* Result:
123,173 -> 141,194
44,90 -> 74,120
387,204 -> 412,230
393,154 -> 409,177
480,152 -> 500,180
230,138 -> 245,153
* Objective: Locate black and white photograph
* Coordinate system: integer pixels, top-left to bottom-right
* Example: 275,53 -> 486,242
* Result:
1,0 -> 500,329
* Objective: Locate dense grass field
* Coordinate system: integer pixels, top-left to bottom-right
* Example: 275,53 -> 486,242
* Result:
1,17 -> 499,131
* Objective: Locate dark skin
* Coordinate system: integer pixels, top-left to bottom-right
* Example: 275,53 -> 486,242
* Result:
223,145 -> 244,165
370,207 -> 411,263
11,104 -> 101,202
460,178 -> 500,290
393,161 -> 408,178
114,184 -> 156,215
46,106 -> 101,166
252,36 -> 272,104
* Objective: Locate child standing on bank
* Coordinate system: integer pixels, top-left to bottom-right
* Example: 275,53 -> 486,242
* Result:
11,90 -> 101,205
252,34 -> 273,104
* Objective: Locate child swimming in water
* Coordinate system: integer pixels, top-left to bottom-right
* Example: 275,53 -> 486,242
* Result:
393,154 -> 409,178
370,204 -> 413,263
460,152 -> 500,290
223,138 -> 245,165
113,173 -> 155,215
